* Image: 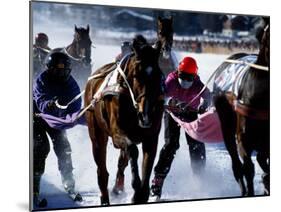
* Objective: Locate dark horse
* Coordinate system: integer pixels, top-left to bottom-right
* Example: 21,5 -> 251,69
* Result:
52,25 -> 92,88
214,18 -> 269,196
84,37 -> 164,205
155,16 -> 178,77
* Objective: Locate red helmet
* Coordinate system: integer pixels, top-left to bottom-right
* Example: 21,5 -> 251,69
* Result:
178,56 -> 198,75
35,33 -> 49,48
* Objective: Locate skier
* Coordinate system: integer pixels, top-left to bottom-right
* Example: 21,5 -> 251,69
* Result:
33,52 -> 82,207
150,56 -> 212,199
115,41 -> 133,62
33,33 -> 51,78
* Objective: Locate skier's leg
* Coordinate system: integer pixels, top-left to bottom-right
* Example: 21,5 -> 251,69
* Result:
47,127 -> 75,192
33,117 -> 50,207
185,133 -> 206,175
151,111 -> 180,197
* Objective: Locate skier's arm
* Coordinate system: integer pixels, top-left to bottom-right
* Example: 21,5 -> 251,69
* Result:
33,79 -> 59,115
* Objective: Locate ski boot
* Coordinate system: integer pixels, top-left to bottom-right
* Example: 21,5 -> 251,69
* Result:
33,192 -> 48,208
61,172 -> 83,202
33,174 -> 47,207
150,175 -> 165,200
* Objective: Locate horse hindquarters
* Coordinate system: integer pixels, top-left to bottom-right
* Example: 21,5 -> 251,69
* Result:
214,95 -> 246,195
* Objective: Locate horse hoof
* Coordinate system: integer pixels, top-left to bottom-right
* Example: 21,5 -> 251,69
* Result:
112,186 -> 124,195
112,175 -> 125,195
100,196 -> 110,206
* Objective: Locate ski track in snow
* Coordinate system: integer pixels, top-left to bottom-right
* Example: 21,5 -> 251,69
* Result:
33,25 -> 265,210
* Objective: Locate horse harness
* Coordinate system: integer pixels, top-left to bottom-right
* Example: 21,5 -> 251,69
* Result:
222,58 -> 269,121
222,59 -> 269,151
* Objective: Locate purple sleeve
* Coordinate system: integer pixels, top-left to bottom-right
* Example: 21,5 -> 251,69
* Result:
33,78 -> 59,115
66,79 -> 82,114
164,72 -> 176,97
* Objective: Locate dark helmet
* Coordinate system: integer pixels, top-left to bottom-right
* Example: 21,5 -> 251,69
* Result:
45,52 -> 72,80
35,33 -> 49,48
121,41 -> 132,54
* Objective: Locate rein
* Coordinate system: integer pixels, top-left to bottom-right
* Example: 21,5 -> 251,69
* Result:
224,59 -> 269,71
63,47 -> 85,62
54,53 -> 139,121
115,54 -> 139,109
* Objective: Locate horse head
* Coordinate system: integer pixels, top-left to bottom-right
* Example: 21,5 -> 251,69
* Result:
257,18 -> 269,67
120,36 -> 163,128
73,24 -> 92,65
156,16 -> 174,59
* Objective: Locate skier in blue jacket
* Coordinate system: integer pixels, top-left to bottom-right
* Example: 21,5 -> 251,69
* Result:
33,52 -> 82,207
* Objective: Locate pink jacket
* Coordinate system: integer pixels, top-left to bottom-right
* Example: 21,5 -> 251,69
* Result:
165,71 -> 211,110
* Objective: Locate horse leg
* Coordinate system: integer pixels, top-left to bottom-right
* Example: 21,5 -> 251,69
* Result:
127,144 -> 141,203
256,121 -> 270,195
112,149 -> 129,195
256,151 -> 269,195
214,95 -> 246,195
138,136 -> 158,203
239,119 -> 255,196
87,116 -> 110,205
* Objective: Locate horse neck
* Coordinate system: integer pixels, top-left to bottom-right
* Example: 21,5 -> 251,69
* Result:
255,48 -> 268,68
66,40 -> 80,58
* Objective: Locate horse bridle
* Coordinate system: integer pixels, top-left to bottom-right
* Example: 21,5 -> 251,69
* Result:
116,53 -> 139,109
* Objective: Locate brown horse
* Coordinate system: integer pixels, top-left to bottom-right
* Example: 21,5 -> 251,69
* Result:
155,16 -> 178,77
52,25 -> 92,88
214,18 -> 269,196
84,37 -> 164,205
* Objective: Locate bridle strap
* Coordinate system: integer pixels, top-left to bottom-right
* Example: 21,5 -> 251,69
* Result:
116,54 -> 139,109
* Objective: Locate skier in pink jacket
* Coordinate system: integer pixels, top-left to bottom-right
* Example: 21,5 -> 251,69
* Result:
151,56 -> 211,199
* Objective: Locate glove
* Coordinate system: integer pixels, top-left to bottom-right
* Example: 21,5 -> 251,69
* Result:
197,100 -> 208,114
47,97 -> 58,110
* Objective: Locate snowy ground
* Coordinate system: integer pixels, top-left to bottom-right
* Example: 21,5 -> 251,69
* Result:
33,41 -> 265,210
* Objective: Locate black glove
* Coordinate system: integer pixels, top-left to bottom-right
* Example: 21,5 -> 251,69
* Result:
47,97 -> 58,110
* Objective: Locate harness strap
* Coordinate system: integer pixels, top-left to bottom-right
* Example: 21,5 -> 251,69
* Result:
224,59 -> 269,71
186,65 -> 221,107
234,100 -> 269,120
225,93 -> 269,120
62,47 -> 84,62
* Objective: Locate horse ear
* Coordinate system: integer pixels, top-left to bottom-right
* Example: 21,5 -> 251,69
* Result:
263,17 -> 269,26
75,25 -> 78,32
158,16 -> 162,23
86,24 -> 90,34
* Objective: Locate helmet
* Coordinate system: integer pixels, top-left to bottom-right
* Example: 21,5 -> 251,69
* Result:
45,52 -> 72,81
121,41 -> 132,55
35,33 -> 49,48
178,57 -> 198,75
45,52 -> 71,69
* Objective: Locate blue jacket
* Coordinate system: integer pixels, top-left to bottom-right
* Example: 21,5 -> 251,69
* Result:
33,70 -> 81,118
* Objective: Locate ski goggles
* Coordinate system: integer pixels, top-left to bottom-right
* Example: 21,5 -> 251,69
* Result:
178,72 -> 195,81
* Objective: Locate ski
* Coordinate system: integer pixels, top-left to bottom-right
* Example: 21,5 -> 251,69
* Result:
67,190 -> 83,202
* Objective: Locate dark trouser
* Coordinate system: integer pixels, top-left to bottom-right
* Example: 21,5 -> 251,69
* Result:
154,111 -> 206,178
33,116 -> 73,194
